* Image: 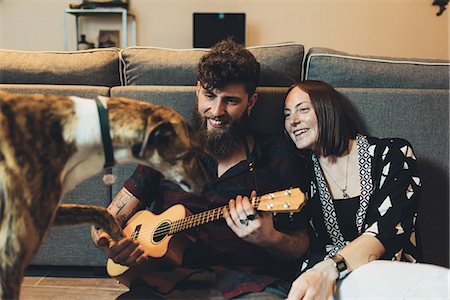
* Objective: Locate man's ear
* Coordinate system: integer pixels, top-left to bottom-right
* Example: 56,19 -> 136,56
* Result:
196,81 -> 202,97
247,92 -> 258,115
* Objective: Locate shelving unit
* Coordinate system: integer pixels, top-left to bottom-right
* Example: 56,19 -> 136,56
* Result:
64,8 -> 136,50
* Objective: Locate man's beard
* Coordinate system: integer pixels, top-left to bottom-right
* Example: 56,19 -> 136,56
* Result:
192,108 -> 249,160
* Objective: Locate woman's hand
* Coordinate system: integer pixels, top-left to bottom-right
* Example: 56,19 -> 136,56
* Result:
223,190 -> 278,246
287,259 -> 338,300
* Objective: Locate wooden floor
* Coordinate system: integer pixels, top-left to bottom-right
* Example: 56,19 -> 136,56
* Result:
21,266 -> 129,300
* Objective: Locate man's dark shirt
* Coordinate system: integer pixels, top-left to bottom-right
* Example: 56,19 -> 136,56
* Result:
123,132 -> 308,299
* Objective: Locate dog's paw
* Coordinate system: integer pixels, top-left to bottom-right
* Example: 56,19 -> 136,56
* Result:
100,211 -> 125,241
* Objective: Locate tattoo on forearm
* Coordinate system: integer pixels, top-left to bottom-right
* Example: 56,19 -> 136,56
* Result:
368,254 -> 377,262
118,214 -> 128,226
112,189 -> 133,213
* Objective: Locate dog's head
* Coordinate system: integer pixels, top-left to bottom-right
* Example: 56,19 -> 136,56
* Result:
131,105 -> 209,194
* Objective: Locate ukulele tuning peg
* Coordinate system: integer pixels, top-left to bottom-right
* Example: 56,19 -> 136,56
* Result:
283,202 -> 290,208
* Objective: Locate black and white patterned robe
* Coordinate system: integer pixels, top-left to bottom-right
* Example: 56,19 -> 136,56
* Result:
302,135 -> 421,271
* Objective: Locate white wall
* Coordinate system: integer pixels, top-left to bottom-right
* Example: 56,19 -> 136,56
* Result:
1,0 -> 449,59
0,1 -> 3,47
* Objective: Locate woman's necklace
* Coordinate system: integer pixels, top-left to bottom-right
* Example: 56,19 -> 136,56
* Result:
320,154 -> 350,199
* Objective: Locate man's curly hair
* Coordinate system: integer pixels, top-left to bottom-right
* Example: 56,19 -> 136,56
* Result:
197,38 -> 260,96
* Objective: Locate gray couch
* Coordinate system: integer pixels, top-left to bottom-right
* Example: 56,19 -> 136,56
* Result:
0,44 -> 448,268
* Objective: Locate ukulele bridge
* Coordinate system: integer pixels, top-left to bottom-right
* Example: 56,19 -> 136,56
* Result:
131,224 -> 141,240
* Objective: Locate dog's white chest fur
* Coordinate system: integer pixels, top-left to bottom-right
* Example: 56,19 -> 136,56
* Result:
61,96 -> 104,193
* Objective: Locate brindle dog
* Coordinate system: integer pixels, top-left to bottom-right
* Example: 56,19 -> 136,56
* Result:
0,91 -> 208,299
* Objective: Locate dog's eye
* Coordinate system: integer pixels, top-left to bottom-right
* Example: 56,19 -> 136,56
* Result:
177,147 -> 200,164
182,152 -> 194,164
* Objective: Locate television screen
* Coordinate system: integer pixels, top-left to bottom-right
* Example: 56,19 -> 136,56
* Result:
193,13 -> 246,48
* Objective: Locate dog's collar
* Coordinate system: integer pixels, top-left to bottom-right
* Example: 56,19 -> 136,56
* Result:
95,98 -> 115,170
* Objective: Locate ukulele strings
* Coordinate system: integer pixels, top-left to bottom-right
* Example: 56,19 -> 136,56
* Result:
135,196 -> 263,241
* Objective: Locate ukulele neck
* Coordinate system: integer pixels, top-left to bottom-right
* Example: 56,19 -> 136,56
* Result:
168,196 -> 262,235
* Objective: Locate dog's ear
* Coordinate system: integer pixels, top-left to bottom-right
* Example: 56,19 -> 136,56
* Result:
132,120 -> 175,158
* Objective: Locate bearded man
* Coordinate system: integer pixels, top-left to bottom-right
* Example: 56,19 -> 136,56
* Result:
93,39 -> 310,300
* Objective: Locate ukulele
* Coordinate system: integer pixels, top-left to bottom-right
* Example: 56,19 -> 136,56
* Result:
106,187 -> 306,286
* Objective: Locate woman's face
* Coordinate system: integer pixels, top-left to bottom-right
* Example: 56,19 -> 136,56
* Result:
284,87 -> 318,150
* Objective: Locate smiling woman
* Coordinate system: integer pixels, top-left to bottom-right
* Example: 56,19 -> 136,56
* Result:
283,87 -> 319,152
283,80 -> 449,300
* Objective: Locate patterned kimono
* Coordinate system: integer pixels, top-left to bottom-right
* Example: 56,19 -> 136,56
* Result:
302,135 -> 421,271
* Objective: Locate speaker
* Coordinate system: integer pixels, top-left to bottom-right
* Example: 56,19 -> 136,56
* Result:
193,13 -> 245,48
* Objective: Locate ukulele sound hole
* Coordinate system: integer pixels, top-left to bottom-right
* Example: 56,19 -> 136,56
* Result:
153,221 -> 171,243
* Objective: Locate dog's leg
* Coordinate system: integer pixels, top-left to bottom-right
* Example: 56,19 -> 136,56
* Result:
0,210 -> 31,300
0,262 -> 22,300
54,204 -> 124,241
0,190 -> 31,300
0,212 -> 47,300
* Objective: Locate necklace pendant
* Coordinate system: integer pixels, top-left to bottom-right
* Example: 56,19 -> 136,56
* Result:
342,190 -> 350,199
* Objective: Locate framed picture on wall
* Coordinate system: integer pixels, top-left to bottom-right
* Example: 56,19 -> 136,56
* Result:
98,30 -> 120,48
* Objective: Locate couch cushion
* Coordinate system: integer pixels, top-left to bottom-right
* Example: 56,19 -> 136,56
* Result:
0,48 -> 122,86
305,48 -> 450,89
339,88 -> 448,169
121,48 -> 205,87
111,86 -> 197,121
0,84 -> 111,98
121,43 -> 304,87
249,44 -> 304,87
